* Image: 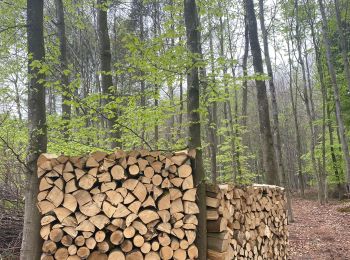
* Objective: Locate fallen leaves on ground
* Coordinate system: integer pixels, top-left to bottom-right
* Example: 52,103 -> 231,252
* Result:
289,197 -> 350,260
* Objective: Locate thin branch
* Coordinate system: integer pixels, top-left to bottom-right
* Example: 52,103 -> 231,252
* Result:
0,135 -> 31,174
0,24 -> 27,34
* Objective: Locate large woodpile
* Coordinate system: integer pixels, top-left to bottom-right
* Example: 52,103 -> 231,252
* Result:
206,184 -> 288,260
37,149 -> 199,260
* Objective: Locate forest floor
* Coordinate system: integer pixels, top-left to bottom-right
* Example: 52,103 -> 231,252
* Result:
289,196 -> 350,260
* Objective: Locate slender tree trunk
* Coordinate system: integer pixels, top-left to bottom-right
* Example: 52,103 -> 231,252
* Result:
21,1 -> 47,259
154,87 -> 159,148
287,27 -> 305,196
225,12 -> 242,179
184,1 -> 207,259
138,2 -> 146,145
97,0 -> 120,148
208,15 -> 218,183
334,0 -> 350,94
295,0 -> 322,201
153,0 -> 160,148
307,5 -> 328,202
13,44 -> 23,121
141,79 -> 146,142
167,0 -> 176,144
258,0 -> 293,220
305,40 -> 325,199
55,0 -> 71,140
327,100 -> 343,197
240,11 -> 250,171
245,0 -> 279,185
13,74 -> 23,121
241,13 -> 249,129
318,0 -> 350,193
177,76 -> 184,139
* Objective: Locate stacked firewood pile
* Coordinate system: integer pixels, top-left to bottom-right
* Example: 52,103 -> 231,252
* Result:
0,208 -> 23,259
206,184 -> 288,260
0,183 -> 23,259
37,150 -> 199,260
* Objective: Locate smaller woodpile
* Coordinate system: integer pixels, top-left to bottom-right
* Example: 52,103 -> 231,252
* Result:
0,208 -> 23,258
206,184 -> 288,260
37,149 -> 199,260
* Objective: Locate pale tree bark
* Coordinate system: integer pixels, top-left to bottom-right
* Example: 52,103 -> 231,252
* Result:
240,11 -> 250,175
241,12 -> 249,129
306,2 -> 328,201
225,10 -> 242,179
167,0 -> 176,143
12,44 -> 23,121
21,0 -> 47,259
129,0 -> 147,145
183,0 -> 207,259
208,14 -> 218,183
13,73 -> 23,121
295,0 -> 323,201
245,0 -> 279,185
97,0 -> 120,148
334,0 -> 350,94
55,0 -> 71,140
304,41 -> 326,201
258,0 -> 293,221
178,77 -> 184,139
139,1 -> 146,144
318,0 -> 350,193
287,25 -> 305,196
153,0 -> 160,148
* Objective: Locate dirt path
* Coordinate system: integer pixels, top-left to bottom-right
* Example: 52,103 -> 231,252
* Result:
289,198 -> 350,260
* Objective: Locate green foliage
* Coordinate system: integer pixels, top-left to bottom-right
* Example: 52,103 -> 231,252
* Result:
301,123 -> 346,186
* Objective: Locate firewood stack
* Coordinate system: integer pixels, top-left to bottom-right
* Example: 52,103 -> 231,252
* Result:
206,184 -> 288,260
37,149 -> 199,260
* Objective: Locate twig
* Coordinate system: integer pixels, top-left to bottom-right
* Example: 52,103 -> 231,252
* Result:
0,135 -> 31,173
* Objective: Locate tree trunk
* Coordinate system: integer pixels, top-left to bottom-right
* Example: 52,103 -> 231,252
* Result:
13,73 -> 23,121
287,28 -> 305,196
318,0 -> 350,193
178,76 -> 184,139
295,0 -> 322,201
258,0 -> 293,221
307,4 -> 328,202
21,0 -> 47,259
183,0 -> 207,259
241,12 -> 249,129
138,2 -> 146,145
97,0 -> 120,148
153,1 -> 160,148
327,100 -> 343,197
208,15 -> 218,183
245,0 -> 279,185
225,11 -> 242,180
334,0 -> 350,94
55,0 -> 71,140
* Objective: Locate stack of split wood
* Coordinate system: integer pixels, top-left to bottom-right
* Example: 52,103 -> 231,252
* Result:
206,184 -> 288,260
37,149 -> 199,260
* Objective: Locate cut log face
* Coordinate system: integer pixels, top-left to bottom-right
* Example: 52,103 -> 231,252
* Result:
63,194 -> 78,212
133,182 -> 147,202
178,164 -> 192,178
111,165 -> 125,180
138,210 -> 159,224
80,202 -> 101,217
90,214 -> 110,229
108,250 -> 125,260
37,150 -> 200,259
